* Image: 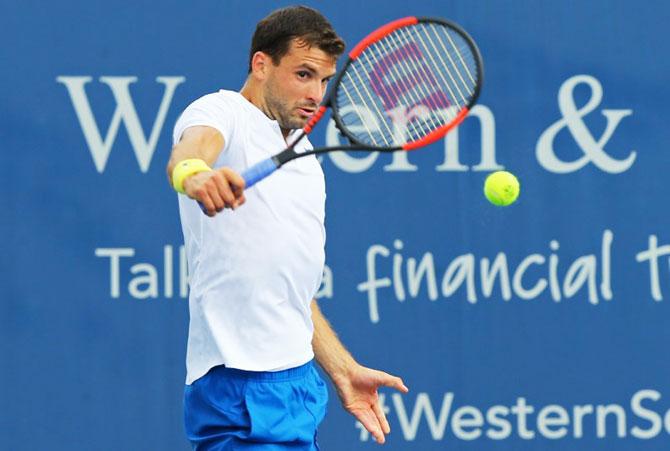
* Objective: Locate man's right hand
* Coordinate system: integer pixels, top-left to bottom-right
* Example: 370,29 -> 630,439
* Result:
183,168 -> 246,217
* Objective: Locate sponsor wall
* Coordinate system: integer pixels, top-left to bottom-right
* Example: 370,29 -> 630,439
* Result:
3,0 -> 670,450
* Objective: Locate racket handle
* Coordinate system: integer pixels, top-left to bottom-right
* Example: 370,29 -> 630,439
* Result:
242,158 -> 278,188
196,158 -> 277,214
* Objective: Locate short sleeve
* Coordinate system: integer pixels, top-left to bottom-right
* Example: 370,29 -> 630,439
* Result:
172,92 -> 236,150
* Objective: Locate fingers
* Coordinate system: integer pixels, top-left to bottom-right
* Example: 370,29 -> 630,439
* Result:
221,168 -> 246,192
194,183 -> 218,217
185,168 -> 246,216
354,408 -> 386,444
344,367 -> 409,444
211,172 -> 236,208
218,168 -> 246,209
379,371 -> 409,394
372,400 -> 390,435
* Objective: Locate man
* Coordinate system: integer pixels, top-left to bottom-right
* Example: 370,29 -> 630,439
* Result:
167,6 -> 408,449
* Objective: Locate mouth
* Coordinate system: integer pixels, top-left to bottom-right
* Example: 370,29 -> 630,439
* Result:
296,106 -> 316,118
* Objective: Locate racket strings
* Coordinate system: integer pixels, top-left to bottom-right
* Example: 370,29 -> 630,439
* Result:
390,29 -> 454,130
438,24 -> 476,86
351,37 -> 426,142
365,36 -> 434,140
344,69 -> 395,146
341,46 -> 430,145
345,44 -> 425,143
406,25 -> 477,128
380,32 -> 443,137
341,71 -> 391,146
410,26 -> 467,111
423,24 -> 475,102
340,48 -> 402,145
336,21 -> 478,147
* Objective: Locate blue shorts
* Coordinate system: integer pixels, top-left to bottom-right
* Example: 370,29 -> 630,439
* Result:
184,361 -> 328,450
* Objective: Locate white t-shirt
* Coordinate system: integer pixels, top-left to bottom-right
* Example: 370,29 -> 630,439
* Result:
173,90 -> 326,385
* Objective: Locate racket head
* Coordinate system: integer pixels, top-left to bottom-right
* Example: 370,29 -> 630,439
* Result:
327,16 -> 483,152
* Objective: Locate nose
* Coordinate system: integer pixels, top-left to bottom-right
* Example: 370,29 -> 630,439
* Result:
307,80 -> 325,105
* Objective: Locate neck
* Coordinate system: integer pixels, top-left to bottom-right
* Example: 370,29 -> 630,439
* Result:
240,79 -> 290,138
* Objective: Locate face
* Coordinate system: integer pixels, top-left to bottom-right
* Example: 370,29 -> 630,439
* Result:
258,40 -> 337,130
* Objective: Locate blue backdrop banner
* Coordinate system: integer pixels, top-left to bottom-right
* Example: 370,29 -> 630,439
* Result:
3,0 -> 670,450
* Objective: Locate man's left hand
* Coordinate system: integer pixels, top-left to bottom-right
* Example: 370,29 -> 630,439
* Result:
333,364 -> 409,445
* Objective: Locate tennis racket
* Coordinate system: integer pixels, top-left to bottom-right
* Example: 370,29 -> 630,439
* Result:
246,16 -> 483,188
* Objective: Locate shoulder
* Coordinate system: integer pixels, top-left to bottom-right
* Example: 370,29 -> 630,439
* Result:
186,90 -> 244,112
173,90 -> 245,145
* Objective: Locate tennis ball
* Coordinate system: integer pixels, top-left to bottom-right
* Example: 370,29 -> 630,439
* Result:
484,171 -> 520,206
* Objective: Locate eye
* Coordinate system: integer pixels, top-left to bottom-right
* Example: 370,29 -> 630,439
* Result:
297,71 -> 310,79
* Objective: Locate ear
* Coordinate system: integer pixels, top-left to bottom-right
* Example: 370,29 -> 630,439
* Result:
250,51 -> 271,80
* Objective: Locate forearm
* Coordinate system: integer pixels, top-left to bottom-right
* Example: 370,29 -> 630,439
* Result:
311,299 -> 357,383
311,299 -> 407,444
166,126 -> 224,186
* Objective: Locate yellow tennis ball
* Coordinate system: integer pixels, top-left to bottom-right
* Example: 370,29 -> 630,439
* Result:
484,171 -> 520,206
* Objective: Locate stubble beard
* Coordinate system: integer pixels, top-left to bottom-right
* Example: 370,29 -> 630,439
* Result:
265,79 -> 316,130
264,82 -> 306,131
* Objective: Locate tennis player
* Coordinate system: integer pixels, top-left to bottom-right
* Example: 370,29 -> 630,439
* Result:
167,6 -> 408,450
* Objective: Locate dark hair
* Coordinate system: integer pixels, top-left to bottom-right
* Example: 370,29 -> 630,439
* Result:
248,6 -> 345,73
